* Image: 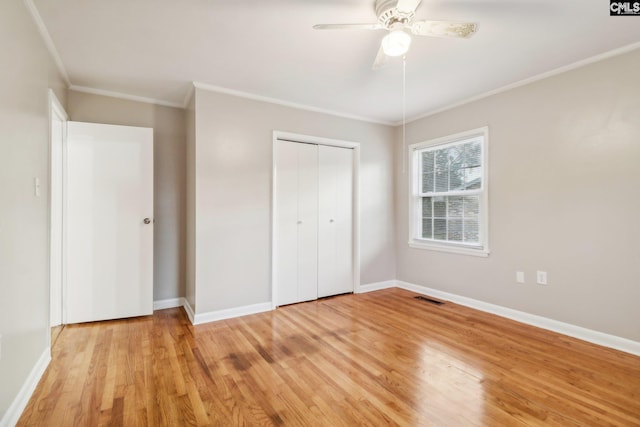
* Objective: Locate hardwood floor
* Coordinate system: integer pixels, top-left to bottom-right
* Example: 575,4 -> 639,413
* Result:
50,325 -> 64,348
19,288 -> 640,426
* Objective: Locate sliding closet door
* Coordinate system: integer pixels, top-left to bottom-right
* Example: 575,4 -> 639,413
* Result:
275,140 -> 318,306
318,145 -> 353,298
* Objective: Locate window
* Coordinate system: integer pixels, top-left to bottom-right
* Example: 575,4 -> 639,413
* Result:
408,127 -> 489,256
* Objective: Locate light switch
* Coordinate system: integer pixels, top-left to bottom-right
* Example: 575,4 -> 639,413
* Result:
537,271 -> 548,285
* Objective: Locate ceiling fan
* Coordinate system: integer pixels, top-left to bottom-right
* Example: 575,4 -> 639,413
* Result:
313,0 -> 478,69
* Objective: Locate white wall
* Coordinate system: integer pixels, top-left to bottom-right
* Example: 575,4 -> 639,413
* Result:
0,0 -> 67,419
66,90 -> 187,301
190,88 -> 396,314
395,48 -> 640,342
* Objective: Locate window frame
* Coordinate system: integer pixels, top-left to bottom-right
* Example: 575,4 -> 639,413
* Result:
408,127 -> 490,257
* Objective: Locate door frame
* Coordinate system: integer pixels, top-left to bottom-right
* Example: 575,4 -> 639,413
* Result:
48,89 -> 68,331
271,131 -> 360,309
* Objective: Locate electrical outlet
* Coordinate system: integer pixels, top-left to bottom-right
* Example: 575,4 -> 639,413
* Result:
516,271 -> 525,284
536,271 -> 548,285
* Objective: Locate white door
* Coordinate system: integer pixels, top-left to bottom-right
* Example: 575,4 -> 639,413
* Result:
318,145 -> 354,298
65,122 -> 153,324
275,141 -> 318,305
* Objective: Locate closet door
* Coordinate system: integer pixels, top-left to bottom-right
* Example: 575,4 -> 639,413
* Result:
318,145 -> 353,298
275,141 -> 318,306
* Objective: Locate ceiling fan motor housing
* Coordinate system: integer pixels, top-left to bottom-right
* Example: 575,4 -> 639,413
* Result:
375,0 -> 414,28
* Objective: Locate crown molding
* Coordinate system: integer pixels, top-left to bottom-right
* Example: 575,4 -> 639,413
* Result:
24,0 -> 71,87
402,40 -> 640,125
69,85 -> 184,109
182,84 -> 195,109
192,81 -> 394,126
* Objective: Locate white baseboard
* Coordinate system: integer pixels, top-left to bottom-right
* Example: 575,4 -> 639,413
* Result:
193,302 -> 272,325
0,348 -> 51,427
153,297 -> 186,311
356,280 -> 396,294
183,300 -> 196,324
159,281 -> 640,356
154,297 -> 197,326
396,280 -> 640,356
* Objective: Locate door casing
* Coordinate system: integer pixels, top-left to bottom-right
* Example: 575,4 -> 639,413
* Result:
48,90 -> 68,330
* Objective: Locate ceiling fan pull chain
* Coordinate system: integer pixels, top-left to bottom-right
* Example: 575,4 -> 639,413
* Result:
402,55 -> 407,175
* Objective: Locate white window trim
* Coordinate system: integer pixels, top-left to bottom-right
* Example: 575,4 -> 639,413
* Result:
407,127 -> 490,257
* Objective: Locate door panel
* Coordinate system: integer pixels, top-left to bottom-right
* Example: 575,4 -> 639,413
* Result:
275,141 -> 318,305
296,143 -> 319,302
318,145 -> 353,298
65,122 -> 153,324
275,141 -> 300,306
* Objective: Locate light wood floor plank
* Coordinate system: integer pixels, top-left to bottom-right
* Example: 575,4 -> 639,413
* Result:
18,288 -> 640,426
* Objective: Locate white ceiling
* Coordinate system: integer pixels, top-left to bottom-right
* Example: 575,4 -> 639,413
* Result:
32,0 -> 640,124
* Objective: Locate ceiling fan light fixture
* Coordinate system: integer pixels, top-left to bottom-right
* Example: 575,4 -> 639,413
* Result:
381,30 -> 411,56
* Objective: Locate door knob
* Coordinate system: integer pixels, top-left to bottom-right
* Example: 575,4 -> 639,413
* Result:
297,220 -> 303,224
329,219 -> 335,223
143,218 -> 151,224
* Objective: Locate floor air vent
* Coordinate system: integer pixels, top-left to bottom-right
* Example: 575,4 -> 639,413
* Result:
414,296 -> 445,305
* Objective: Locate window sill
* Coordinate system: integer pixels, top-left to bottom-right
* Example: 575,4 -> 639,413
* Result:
408,240 -> 490,257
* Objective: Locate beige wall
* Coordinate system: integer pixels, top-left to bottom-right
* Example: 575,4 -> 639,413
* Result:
191,88 -> 396,314
0,1 -> 67,419
67,90 -> 187,301
395,48 -> 640,341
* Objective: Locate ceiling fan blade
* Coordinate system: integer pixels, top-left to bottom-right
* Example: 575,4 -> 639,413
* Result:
410,21 -> 478,38
372,45 -> 390,70
313,23 -> 385,30
396,0 -> 422,14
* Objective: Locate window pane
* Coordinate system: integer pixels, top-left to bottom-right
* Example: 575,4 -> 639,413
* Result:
448,196 -> 463,218
465,141 -> 481,167
464,219 -> 479,243
464,166 -> 482,189
463,196 -> 479,216
422,151 -> 434,172
422,170 -> 434,193
448,145 -> 464,164
421,152 -> 434,193
449,165 -> 464,190
433,219 -> 447,240
463,141 -> 482,189
422,218 -> 433,239
435,150 -> 448,192
433,197 -> 446,217
422,197 -> 432,217
448,145 -> 464,191
448,219 -> 463,242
